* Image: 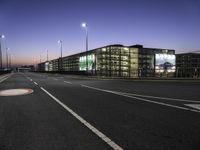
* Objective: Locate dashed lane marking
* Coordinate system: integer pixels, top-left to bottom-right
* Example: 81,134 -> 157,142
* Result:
33,82 -> 38,85
40,87 -> 123,150
81,84 -> 200,113
64,81 -> 72,84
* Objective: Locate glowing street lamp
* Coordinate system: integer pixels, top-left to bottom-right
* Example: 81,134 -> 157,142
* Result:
0,35 -> 5,69
81,22 -> 88,73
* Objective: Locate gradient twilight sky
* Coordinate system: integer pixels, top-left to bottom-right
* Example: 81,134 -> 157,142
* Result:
0,0 -> 200,66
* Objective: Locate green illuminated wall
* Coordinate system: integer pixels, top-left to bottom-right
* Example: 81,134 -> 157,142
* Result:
79,54 -> 95,70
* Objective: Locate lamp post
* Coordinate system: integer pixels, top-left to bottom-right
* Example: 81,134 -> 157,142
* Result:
9,53 -> 11,69
82,22 -> 88,73
6,48 -> 9,70
47,49 -> 49,62
0,35 -> 5,70
58,40 -> 63,71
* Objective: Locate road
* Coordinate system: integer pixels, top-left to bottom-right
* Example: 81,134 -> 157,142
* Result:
0,72 -> 200,150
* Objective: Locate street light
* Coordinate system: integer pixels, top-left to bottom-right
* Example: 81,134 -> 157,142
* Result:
0,35 -> 5,70
6,48 -> 9,70
82,22 -> 88,73
9,53 -> 11,69
58,40 -> 63,71
47,49 -> 49,62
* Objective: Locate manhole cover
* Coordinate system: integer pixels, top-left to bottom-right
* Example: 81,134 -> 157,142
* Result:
0,89 -> 33,96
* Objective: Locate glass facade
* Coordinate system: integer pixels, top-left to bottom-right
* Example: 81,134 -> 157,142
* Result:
38,44 -> 175,78
79,54 -> 95,71
129,47 -> 138,77
155,54 -> 176,73
95,45 -> 138,77
176,53 -> 200,78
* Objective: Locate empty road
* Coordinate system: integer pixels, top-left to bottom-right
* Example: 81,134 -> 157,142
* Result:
0,72 -> 200,150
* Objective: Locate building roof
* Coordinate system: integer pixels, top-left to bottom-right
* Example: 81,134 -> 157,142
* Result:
176,52 -> 200,55
40,44 -> 175,64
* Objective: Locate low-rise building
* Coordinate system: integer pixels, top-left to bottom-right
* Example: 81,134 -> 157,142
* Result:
38,44 -> 176,78
176,52 -> 200,78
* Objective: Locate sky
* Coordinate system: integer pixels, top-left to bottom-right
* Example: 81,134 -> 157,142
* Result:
0,0 -> 200,66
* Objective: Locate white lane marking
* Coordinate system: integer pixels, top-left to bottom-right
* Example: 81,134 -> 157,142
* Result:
26,76 -> 31,81
54,78 -> 58,81
30,79 -> 33,82
64,81 -> 72,84
185,104 -> 200,110
40,87 -> 123,150
81,84 -> 200,113
0,74 -> 11,83
0,76 -> 9,83
116,91 -> 200,103
33,82 -> 38,85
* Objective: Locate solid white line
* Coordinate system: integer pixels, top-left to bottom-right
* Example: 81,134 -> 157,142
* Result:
54,78 -> 58,81
40,87 -> 123,150
64,81 -> 72,84
81,84 -> 200,113
116,91 -> 200,103
119,93 -> 200,113
34,82 -> 38,85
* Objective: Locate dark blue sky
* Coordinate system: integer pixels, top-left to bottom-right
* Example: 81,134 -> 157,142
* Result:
0,0 -> 200,65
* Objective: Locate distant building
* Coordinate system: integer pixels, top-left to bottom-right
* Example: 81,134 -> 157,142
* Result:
176,52 -> 200,78
38,62 -> 49,71
16,65 -> 35,72
38,44 -> 176,78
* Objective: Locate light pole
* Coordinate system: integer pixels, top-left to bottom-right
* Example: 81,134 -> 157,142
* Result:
0,35 -> 5,70
47,49 -> 49,62
9,53 -> 11,69
58,40 -> 63,71
6,48 -> 9,70
82,22 -> 88,73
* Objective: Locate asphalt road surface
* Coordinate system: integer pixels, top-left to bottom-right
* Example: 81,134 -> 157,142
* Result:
0,72 -> 200,150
